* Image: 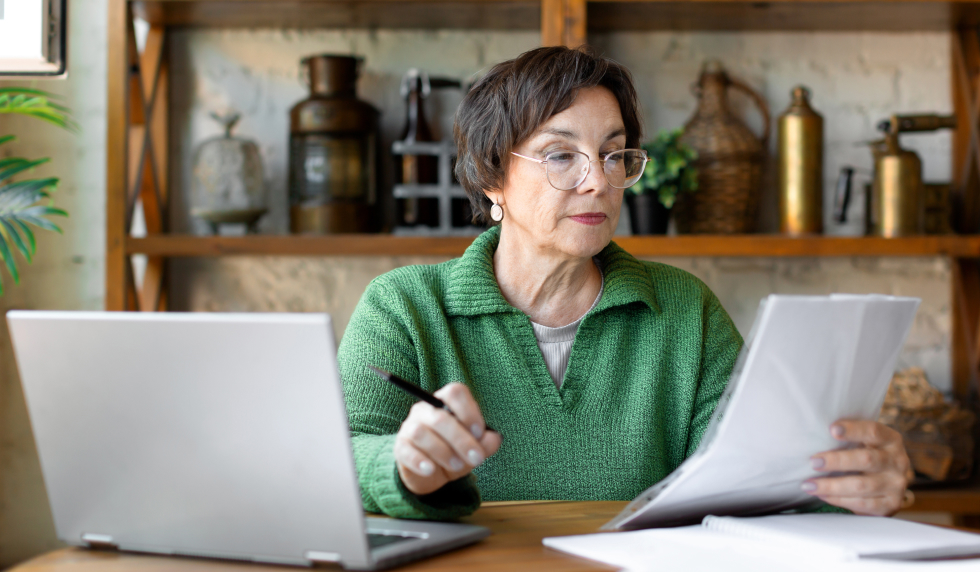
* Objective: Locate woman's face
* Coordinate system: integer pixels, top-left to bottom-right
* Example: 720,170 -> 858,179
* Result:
491,86 -> 627,260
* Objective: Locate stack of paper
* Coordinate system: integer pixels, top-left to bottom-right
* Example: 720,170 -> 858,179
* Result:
604,295 -> 920,530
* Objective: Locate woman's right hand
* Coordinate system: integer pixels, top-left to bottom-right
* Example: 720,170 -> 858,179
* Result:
394,382 -> 502,496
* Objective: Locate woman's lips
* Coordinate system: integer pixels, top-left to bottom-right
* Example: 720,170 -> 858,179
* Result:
569,212 -> 607,226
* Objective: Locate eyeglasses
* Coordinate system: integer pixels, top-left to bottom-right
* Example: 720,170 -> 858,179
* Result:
510,149 -> 649,191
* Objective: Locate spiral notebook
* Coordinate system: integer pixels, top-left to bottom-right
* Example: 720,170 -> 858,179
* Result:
544,514 -> 980,571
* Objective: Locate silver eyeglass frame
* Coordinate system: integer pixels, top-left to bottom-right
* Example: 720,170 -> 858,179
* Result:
509,149 -> 649,191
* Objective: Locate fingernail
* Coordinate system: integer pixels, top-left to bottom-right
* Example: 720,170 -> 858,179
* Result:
801,481 -> 817,493
831,424 -> 845,439
418,460 -> 434,476
471,424 -> 484,439
449,457 -> 465,472
811,457 -> 825,470
467,449 -> 484,466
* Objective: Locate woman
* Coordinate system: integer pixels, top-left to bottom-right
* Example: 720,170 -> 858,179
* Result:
337,46 -> 910,521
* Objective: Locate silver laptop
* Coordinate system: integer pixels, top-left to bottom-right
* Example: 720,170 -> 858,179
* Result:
7,311 -> 489,570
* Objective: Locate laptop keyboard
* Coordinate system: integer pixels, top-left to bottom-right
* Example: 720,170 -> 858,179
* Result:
367,533 -> 419,549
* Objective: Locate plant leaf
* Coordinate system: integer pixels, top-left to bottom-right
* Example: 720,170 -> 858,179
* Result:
638,128 -> 699,205
0,88 -> 77,132
0,87 -> 52,96
0,225 -> 20,284
0,218 -> 30,262
0,158 -> 49,183
11,219 -> 36,255
17,214 -> 63,234
2,177 -> 59,195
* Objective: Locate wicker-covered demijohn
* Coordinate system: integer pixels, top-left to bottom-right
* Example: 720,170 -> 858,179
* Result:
676,61 -> 770,234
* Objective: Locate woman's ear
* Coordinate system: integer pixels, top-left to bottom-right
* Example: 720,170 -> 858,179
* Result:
484,190 -> 504,206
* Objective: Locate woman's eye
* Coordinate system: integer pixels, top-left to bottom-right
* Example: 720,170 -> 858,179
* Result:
548,152 -> 577,164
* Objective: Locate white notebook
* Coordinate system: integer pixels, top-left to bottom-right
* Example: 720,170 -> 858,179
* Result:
604,294 -> 920,530
544,515 -> 980,572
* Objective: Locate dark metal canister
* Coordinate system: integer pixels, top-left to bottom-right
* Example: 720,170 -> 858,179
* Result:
778,86 -> 824,235
289,55 -> 380,234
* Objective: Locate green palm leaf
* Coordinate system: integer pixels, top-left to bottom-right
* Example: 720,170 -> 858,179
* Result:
0,88 -> 74,295
0,158 -> 68,294
0,88 -> 78,132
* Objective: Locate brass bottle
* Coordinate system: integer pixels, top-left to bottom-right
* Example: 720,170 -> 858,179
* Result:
778,86 -> 823,235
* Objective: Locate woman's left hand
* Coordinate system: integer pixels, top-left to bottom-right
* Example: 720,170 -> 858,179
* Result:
804,420 -> 912,516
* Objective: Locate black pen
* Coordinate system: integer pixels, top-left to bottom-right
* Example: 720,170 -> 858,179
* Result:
367,365 -> 497,434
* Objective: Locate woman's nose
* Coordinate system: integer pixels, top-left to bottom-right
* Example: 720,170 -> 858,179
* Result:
576,158 -> 608,195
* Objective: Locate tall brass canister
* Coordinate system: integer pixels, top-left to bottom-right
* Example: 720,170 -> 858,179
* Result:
778,86 -> 823,235
869,133 -> 922,237
868,114 -> 956,237
289,55 -> 380,234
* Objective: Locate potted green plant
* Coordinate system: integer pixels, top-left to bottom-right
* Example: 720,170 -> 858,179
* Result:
625,128 -> 698,235
0,87 -> 75,294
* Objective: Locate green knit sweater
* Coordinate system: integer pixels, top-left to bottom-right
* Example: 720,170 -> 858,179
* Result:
338,225 -> 746,521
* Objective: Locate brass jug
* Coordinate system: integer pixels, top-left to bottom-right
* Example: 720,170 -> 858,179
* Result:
778,86 -> 823,235
676,61 -> 770,234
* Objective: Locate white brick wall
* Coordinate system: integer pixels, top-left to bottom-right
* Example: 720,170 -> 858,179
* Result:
590,32 -> 953,235
168,29 -> 955,392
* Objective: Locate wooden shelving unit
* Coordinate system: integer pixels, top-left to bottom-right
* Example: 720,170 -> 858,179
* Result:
126,234 -> 980,258
108,0 -> 980,520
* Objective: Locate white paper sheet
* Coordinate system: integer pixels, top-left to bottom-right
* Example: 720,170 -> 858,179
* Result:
604,295 -> 920,530
544,527 -> 980,572
704,514 -> 980,560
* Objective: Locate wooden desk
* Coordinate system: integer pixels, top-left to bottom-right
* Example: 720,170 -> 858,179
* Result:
10,501 -> 622,571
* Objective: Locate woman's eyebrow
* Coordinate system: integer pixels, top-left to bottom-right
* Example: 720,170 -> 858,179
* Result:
605,127 -> 627,141
539,127 -> 577,140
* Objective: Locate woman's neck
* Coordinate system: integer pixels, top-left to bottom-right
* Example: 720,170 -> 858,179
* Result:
493,225 -> 602,328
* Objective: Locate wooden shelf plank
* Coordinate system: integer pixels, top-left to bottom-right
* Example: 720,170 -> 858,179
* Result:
134,0 -> 541,29
911,485 -> 980,514
589,0 -> 980,32
127,235 -> 477,256
132,0 -> 980,31
126,234 -> 980,258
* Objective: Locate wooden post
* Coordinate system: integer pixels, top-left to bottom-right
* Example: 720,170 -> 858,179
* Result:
952,28 -> 980,234
106,0 -> 130,311
541,0 -> 587,48
952,258 -> 980,400
137,25 -> 169,312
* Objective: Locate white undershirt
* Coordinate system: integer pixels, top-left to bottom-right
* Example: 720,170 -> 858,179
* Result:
529,259 -> 604,388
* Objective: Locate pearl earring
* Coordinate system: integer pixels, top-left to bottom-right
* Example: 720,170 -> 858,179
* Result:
490,197 -> 504,222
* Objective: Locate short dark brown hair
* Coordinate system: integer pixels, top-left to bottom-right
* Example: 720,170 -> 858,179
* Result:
453,46 -> 642,225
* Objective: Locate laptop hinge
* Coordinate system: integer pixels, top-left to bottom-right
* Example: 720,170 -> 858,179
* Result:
305,550 -> 342,564
81,533 -> 118,550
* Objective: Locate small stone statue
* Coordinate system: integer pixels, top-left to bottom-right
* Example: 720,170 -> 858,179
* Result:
191,112 -> 267,234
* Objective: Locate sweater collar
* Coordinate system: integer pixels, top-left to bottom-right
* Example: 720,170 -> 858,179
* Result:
445,225 -> 660,317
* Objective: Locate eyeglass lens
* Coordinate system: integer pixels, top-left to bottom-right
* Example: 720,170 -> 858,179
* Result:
546,150 -> 647,190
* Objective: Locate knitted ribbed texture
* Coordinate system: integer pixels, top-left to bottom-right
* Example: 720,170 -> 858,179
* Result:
338,225 -> 839,521
531,259 -> 603,388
